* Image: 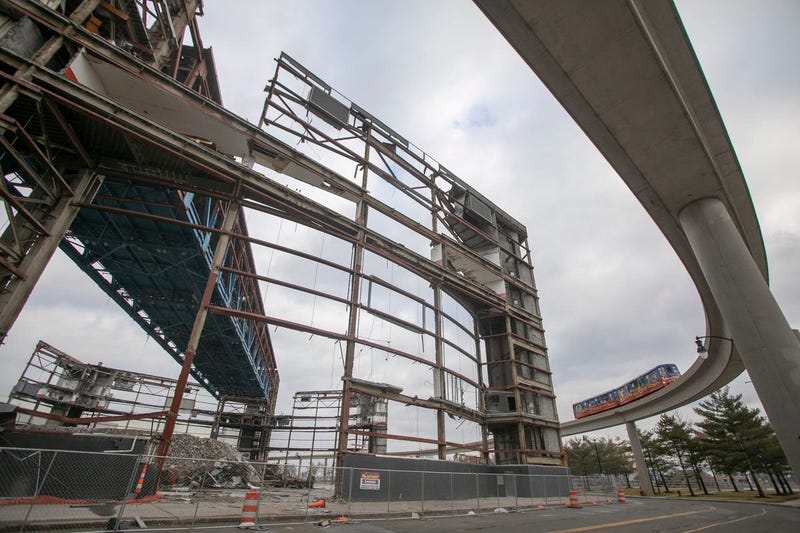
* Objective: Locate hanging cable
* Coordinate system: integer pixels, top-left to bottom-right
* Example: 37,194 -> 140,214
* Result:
309,234 -> 325,327
262,218 -> 284,303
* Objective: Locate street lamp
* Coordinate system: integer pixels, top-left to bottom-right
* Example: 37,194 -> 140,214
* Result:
694,335 -> 733,359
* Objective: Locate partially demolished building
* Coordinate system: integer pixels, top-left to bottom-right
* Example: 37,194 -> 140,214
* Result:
0,0 -> 563,485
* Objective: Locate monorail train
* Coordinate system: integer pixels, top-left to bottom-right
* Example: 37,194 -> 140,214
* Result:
572,364 -> 681,419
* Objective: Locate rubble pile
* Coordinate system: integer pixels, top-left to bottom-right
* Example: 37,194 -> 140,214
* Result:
162,434 -> 264,488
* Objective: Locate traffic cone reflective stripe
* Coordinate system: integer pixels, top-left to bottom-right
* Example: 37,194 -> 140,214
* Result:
567,490 -> 581,508
134,464 -> 147,495
239,490 -> 260,528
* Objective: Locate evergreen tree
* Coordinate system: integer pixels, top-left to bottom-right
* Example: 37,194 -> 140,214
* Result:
654,414 -> 696,496
640,429 -> 671,493
693,387 -> 773,497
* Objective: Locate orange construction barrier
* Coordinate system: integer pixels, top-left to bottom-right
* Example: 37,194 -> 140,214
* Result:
308,498 -> 326,508
133,464 -> 147,495
239,490 -> 260,528
616,488 -> 627,503
567,490 -> 581,508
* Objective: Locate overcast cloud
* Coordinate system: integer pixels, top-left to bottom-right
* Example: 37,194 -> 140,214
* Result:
1,1 -> 798,446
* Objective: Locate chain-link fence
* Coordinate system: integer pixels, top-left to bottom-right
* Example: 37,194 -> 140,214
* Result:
568,475 -> 628,503
0,447 -> 599,532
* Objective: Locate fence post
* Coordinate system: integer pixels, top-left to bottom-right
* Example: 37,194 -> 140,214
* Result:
420,471 -> 425,515
543,474 -> 548,505
450,472 -> 454,512
113,453 -> 146,533
347,468 -> 353,517
258,459 -> 268,523
475,473 -> 480,512
191,459 -> 210,527
21,450 -> 58,530
304,462 -> 311,522
514,473 -> 518,509
387,469 -> 391,513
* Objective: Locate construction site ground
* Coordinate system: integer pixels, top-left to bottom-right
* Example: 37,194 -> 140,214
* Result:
2,488 -> 799,532
2,483 -> 566,532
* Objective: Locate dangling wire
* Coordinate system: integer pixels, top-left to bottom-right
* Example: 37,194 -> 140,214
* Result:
262,218 -> 284,303
310,234 -> 325,327
330,340 -> 339,388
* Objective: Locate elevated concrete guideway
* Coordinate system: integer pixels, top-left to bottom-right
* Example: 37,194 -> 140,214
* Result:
475,0 -> 800,476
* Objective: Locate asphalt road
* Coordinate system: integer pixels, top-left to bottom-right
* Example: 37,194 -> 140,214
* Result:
204,498 -> 799,533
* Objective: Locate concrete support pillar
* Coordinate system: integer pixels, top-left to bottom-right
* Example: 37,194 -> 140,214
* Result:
679,197 -> 800,476
626,421 -> 653,496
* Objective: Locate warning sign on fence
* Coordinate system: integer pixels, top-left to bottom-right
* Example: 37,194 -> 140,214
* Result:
359,471 -> 381,490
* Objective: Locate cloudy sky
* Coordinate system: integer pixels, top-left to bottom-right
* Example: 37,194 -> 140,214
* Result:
2,1 -> 798,448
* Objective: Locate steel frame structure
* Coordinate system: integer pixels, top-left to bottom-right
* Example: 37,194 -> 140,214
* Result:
268,389 -> 387,474
0,0 -> 564,490
8,339 -> 272,456
260,54 -> 562,469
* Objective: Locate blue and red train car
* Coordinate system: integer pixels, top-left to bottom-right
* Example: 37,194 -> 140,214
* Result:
572,364 -> 681,419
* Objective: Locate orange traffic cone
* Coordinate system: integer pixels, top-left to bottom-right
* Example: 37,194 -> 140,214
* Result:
133,464 -> 147,495
239,490 -> 260,528
567,490 -> 581,508
308,498 -> 326,508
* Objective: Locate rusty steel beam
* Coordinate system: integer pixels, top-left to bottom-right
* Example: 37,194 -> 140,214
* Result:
347,429 -> 486,454
16,406 -> 169,425
204,304 -> 483,391
155,198 -> 240,461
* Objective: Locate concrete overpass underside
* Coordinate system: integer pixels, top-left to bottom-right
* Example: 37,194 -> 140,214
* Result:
475,0 -> 800,477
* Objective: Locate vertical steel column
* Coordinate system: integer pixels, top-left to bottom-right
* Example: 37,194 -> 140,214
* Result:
0,170 -> 101,343
433,287 -> 446,459
156,199 -> 240,461
335,135 -> 371,494
475,321 -> 490,462
505,315 -> 525,464
431,189 -> 447,460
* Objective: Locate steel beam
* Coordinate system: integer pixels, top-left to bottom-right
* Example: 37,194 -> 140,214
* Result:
0,170 -> 101,343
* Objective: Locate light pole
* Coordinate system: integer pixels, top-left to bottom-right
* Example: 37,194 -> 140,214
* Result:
694,335 -> 733,359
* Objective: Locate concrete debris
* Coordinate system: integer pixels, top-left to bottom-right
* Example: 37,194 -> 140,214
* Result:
160,434 -> 313,490
162,434 -> 263,489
